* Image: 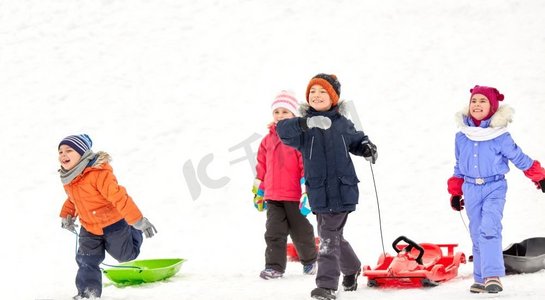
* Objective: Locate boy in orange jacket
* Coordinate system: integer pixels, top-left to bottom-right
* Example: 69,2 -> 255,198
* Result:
58,134 -> 157,299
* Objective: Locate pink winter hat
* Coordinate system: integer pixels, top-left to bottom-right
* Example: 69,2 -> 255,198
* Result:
469,85 -> 505,117
271,90 -> 299,116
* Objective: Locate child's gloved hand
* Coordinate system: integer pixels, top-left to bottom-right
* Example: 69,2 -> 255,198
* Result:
299,194 -> 311,216
134,217 -> 157,238
537,179 -> 545,193
299,178 -> 311,216
61,215 -> 79,234
361,140 -> 377,164
531,179 -> 545,193
447,176 -> 464,210
252,178 -> 263,195
254,194 -> 266,211
304,116 -> 332,130
523,160 -> 545,193
252,178 -> 266,211
450,195 -> 464,211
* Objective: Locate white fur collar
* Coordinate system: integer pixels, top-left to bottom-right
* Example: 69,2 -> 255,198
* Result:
455,105 -> 514,128
455,105 -> 514,141
299,100 -> 349,117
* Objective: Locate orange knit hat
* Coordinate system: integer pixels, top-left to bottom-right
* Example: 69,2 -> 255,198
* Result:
305,73 -> 341,106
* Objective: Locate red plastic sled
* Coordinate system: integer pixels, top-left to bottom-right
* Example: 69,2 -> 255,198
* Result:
287,237 -> 320,262
363,236 -> 466,288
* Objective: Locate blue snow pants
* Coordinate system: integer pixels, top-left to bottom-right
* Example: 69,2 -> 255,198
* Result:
315,212 -> 361,290
76,219 -> 143,298
463,179 -> 507,283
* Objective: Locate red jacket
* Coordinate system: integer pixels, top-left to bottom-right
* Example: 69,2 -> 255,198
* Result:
256,124 -> 304,201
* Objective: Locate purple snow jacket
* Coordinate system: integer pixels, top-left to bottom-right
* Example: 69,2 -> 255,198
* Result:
452,105 -> 533,180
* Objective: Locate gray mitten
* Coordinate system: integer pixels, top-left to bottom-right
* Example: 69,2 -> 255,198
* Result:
61,215 -> 79,234
306,116 -> 332,130
134,217 -> 157,238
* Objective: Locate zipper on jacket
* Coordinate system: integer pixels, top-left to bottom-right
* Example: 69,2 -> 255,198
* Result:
309,136 -> 315,160
341,135 -> 349,158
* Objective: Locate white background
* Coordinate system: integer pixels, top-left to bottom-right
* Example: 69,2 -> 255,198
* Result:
1,0 -> 545,299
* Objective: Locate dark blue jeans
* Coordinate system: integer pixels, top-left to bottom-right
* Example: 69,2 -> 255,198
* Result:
75,219 -> 143,298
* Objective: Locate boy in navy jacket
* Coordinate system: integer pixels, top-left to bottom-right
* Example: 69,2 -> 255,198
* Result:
277,74 -> 377,300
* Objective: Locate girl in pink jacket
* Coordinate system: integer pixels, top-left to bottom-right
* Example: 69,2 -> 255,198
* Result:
253,90 -> 317,280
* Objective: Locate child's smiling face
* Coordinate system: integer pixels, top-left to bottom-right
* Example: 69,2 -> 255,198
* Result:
308,84 -> 333,112
469,94 -> 491,121
272,107 -> 295,123
58,144 -> 82,170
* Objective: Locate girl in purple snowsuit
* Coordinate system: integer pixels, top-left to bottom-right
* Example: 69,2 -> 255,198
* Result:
447,85 -> 545,294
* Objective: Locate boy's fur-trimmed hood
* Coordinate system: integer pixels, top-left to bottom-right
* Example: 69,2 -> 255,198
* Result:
299,100 -> 349,117
456,105 -> 514,128
59,150 -> 112,185
92,151 -> 112,168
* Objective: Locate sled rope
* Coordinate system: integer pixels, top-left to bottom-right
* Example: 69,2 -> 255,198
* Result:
369,162 -> 386,256
100,262 -> 142,270
73,230 -> 78,254
459,211 -> 470,234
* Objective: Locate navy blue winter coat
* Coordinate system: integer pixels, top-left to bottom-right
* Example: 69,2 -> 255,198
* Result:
276,103 -> 371,213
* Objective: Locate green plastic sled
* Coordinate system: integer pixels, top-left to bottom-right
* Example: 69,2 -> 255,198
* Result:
103,258 -> 185,286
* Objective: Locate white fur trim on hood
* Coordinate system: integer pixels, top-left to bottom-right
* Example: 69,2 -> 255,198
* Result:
93,151 -> 112,167
299,100 -> 349,117
455,105 -> 514,128
455,105 -> 514,141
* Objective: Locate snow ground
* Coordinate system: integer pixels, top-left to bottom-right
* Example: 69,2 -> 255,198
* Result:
1,0 -> 545,299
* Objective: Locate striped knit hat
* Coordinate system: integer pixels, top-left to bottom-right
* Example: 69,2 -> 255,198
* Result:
306,73 -> 341,106
271,90 -> 299,116
58,134 -> 93,156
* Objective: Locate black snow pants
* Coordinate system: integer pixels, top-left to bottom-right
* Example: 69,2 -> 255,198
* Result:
264,200 -> 317,272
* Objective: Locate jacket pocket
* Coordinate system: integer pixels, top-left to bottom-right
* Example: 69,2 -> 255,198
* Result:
306,177 -> 326,209
339,176 -> 359,205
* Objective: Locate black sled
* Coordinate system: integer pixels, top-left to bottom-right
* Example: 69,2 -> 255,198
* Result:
503,237 -> 545,274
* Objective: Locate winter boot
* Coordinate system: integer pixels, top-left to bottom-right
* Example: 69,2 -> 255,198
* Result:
485,277 -> 503,293
469,282 -> 485,293
73,291 -> 100,299
310,287 -> 336,300
303,262 -> 317,275
73,294 -> 99,300
259,268 -> 283,280
342,270 -> 361,291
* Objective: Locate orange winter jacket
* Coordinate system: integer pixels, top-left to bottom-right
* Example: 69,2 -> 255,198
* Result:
59,152 -> 143,235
